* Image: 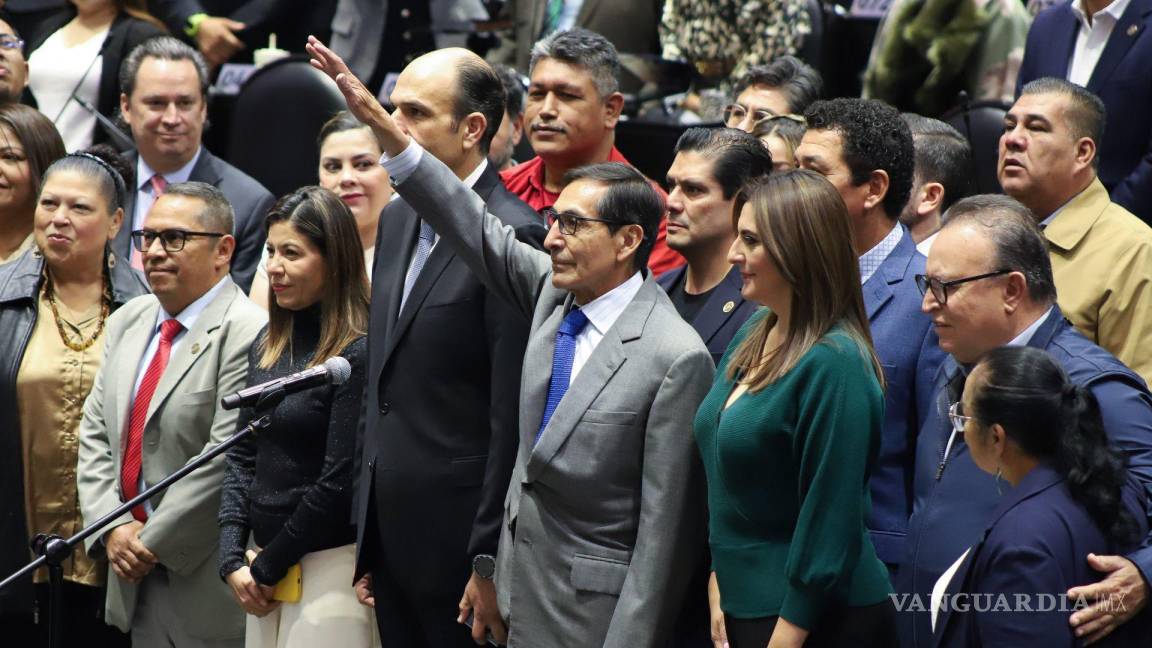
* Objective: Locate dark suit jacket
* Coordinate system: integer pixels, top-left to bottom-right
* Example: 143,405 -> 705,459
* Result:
353,163 -> 546,595
116,148 -> 275,292
27,10 -> 163,146
863,229 -> 946,569
1017,0 -> 1152,222
657,265 -> 756,366
901,306 -> 1152,647
931,464 -> 1149,648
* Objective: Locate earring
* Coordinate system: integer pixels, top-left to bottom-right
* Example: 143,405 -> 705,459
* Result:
994,466 -> 1004,496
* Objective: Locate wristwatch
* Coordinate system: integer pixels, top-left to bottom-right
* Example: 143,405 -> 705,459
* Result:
472,554 -> 496,580
185,13 -> 209,38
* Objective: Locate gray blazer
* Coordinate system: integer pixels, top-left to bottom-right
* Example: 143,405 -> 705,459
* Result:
330,0 -> 385,81
77,279 -> 266,638
394,153 -> 714,648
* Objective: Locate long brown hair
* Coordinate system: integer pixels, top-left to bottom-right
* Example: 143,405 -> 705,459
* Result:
726,169 -> 884,391
259,186 -> 369,369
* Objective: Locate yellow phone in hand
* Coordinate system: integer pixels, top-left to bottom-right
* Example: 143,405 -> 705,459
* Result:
272,563 -> 302,602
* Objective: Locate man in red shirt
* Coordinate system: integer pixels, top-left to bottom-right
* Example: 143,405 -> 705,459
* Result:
501,28 -> 684,275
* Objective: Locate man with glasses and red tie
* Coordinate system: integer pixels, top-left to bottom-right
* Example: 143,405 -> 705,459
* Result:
900,194 -> 1152,647
77,182 -> 265,647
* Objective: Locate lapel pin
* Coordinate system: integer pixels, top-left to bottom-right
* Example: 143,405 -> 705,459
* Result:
1128,24 -> 1139,36
723,301 -> 735,313
191,342 -> 200,354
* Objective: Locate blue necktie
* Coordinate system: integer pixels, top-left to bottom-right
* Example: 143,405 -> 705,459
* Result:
536,308 -> 590,445
400,220 -> 435,312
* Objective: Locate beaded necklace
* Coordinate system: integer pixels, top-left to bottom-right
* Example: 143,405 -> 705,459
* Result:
44,272 -> 111,352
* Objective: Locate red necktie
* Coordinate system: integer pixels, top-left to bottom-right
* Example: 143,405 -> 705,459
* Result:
121,318 -> 184,522
130,175 -> 168,271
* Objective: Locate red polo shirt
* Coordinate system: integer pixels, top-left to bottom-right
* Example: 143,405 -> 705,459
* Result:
500,147 -> 685,277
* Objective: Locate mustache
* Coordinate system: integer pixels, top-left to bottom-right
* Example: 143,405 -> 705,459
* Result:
531,122 -> 565,133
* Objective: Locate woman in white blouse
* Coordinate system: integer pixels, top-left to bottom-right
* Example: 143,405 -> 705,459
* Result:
27,0 -> 164,151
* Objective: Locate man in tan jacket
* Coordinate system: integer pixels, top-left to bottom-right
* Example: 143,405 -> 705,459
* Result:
999,77 -> 1152,384
78,182 -> 266,646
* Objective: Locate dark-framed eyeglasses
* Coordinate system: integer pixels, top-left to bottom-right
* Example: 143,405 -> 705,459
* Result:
131,228 -> 226,253
0,35 -> 25,51
723,103 -> 775,127
914,269 -> 1012,305
540,207 -> 619,236
948,401 -> 973,434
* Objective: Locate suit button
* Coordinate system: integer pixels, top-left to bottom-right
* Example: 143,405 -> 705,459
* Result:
400,8 -> 410,18
379,402 -> 390,415
368,459 -> 375,471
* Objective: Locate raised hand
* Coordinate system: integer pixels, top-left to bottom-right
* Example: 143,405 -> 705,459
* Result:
305,36 -> 409,157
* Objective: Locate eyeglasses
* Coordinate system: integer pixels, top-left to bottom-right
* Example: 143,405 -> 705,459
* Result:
541,207 -> 619,236
131,228 -> 225,253
0,35 -> 24,51
948,401 -> 973,434
914,269 -> 1012,305
723,104 -> 775,127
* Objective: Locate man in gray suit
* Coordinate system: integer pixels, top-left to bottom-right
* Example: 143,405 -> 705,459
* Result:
78,182 -> 266,646
114,36 -> 274,293
310,40 -> 714,648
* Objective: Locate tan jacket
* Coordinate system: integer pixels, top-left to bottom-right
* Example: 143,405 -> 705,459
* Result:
1046,178 -> 1152,384
77,279 -> 266,638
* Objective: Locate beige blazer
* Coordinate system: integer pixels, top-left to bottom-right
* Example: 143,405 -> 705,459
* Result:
1046,177 -> 1152,385
77,279 -> 266,638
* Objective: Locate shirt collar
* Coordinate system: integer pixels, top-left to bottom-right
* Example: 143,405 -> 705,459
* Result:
461,158 -> 488,189
1007,307 -> 1054,347
155,274 -> 229,331
858,223 -> 903,284
137,147 -> 203,191
1071,0 -> 1132,27
577,271 -> 643,336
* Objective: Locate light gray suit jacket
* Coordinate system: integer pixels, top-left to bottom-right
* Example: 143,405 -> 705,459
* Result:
330,0 -> 386,81
77,279 -> 266,638
394,153 -> 714,647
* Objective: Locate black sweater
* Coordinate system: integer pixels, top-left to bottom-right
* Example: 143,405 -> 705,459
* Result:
218,311 -> 366,585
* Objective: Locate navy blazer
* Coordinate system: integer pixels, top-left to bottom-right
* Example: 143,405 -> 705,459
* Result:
900,306 -> 1152,647
656,265 -> 757,365
863,228 -> 946,570
1017,0 -> 1152,222
931,464 -> 1149,648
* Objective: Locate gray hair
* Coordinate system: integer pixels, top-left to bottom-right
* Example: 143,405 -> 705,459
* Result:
529,28 -> 620,99
163,181 -> 235,235
940,194 -> 1056,304
120,36 -> 210,99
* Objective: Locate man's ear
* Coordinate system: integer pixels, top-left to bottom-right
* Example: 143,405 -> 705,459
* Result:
919,182 -> 945,216
604,92 -> 625,129
863,169 -> 890,213
1075,137 -> 1097,172
216,234 -> 236,269
461,112 -> 487,152
1002,270 -> 1028,314
511,114 -> 524,146
119,92 -> 132,126
615,223 -> 644,263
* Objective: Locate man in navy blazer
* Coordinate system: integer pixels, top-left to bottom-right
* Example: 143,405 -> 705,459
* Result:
901,195 -> 1152,647
1017,0 -> 1152,223
797,98 -> 946,575
658,127 -> 769,364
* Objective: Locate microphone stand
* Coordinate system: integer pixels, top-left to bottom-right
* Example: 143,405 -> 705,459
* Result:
0,387 -> 288,648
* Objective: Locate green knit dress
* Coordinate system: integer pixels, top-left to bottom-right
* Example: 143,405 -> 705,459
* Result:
694,310 -> 892,630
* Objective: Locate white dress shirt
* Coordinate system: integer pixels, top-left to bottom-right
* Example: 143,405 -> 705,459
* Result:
133,148 -> 203,232
1068,0 -> 1133,86
859,223 -> 904,285
570,271 -> 643,384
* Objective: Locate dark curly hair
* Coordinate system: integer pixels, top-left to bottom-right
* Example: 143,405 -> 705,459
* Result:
804,98 -> 915,221
971,346 -> 1139,545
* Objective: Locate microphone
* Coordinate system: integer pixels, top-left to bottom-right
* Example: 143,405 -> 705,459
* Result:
221,356 -> 352,410
71,95 -> 137,152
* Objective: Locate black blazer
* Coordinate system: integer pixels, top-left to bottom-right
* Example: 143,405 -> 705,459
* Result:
26,10 -> 164,146
116,148 -> 275,292
656,264 -> 757,365
353,163 -> 546,590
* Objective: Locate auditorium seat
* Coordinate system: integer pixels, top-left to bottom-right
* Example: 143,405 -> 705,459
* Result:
943,100 -> 1011,196
227,55 -> 348,198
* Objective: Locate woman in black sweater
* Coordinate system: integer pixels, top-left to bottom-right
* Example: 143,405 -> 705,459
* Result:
218,186 -> 373,646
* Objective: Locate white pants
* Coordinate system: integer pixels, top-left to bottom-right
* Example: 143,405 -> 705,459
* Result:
245,544 -> 380,648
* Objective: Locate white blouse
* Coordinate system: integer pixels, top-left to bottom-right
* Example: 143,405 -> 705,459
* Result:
28,27 -> 108,152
